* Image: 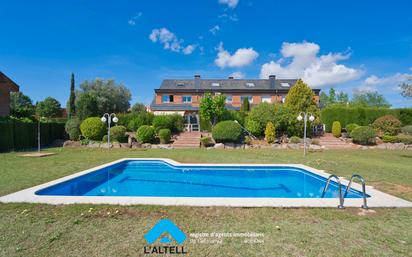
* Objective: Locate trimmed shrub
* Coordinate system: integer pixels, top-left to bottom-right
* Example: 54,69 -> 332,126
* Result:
80,117 -> 106,140
401,125 -> 412,135
102,135 -> 113,142
65,117 -> 81,140
158,128 -> 171,144
346,123 -> 359,135
0,122 -> 14,152
332,121 -> 341,138
200,136 -> 214,147
372,115 -> 402,136
136,125 -> 155,143
152,114 -> 184,133
110,125 -> 127,142
382,135 -> 399,143
351,126 -> 376,145
289,136 -> 301,144
265,122 -> 276,144
212,120 -> 243,143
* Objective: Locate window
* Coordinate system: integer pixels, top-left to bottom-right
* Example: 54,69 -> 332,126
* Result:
162,95 -> 174,103
241,96 -> 253,103
245,82 -> 255,87
281,83 -> 290,88
261,96 -> 271,103
177,83 -> 185,87
225,95 -> 232,103
211,82 -> 220,87
182,95 -> 192,103
281,96 -> 286,103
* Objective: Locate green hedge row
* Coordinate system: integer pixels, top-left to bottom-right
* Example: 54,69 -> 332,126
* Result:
0,121 -> 66,152
321,107 -> 412,132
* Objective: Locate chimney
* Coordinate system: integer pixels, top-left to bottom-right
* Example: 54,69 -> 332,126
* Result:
194,74 -> 201,89
228,76 -> 234,79
269,75 -> 276,89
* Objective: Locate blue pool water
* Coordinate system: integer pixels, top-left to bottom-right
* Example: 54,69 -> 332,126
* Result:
36,160 -> 367,198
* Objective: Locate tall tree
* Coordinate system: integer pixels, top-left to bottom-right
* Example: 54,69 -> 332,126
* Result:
36,97 -> 62,118
131,102 -> 146,113
77,79 -> 131,114
351,91 -> 391,108
240,97 -> 250,112
284,79 -> 318,113
75,93 -> 99,120
199,93 -> 226,126
328,88 -> 336,105
67,73 -> 76,117
9,92 -> 35,118
336,91 -> 349,104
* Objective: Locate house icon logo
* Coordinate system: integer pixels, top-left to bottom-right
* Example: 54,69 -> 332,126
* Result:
144,219 -> 187,245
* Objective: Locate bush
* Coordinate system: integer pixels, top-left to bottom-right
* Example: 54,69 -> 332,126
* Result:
220,110 -> 247,126
245,119 -> 263,137
265,122 -> 276,144
212,120 -> 243,143
80,117 -> 106,140
320,106 -> 412,132
346,123 -> 359,135
200,136 -> 214,147
289,136 -> 301,144
401,125 -> 412,135
0,122 -> 14,152
332,121 -> 342,138
110,125 -> 127,142
136,125 -> 155,143
382,135 -> 399,143
351,126 -> 376,145
158,128 -> 171,144
372,115 -> 402,136
245,103 -> 276,136
65,117 -> 81,140
102,135 -> 113,142
152,114 -> 184,133
398,135 -> 412,144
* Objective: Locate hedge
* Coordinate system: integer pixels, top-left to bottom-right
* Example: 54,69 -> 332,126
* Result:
212,120 -> 243,143
321,106 -> 412,132
0,120 -> 66,152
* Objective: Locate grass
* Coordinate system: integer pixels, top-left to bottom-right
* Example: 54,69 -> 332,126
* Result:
0,148 -> 411,256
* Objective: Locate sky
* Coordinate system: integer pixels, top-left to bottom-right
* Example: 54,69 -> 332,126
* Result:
0,0 -> 411,107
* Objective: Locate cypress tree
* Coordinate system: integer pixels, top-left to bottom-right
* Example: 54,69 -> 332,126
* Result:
68,73 -> 76,117
240,97 -> 250,112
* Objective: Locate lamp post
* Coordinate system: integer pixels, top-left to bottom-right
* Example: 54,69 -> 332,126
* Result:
297,112 -> 315,156
101,113 -> 118,149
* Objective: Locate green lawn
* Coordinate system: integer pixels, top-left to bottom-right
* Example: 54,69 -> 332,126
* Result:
0,148 -> 411,257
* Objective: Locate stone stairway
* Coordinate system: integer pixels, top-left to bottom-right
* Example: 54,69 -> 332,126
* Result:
318,133 -> 358,149
172,132 -> 201,148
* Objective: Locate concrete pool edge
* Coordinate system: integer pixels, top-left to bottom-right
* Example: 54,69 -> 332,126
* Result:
1,158 -> 411,208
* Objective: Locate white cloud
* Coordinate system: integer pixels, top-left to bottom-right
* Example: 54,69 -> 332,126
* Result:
259,42 -> 362,87
229,71 -> 245,79
410,67 -> 412,71
215,42 -> 259,68
149,27 -> 197,54
209,25 -> 220,35
361,73 -> 412,92
218,0 -> 239,8
128,12 -> 142,26
182,44 -> 197,55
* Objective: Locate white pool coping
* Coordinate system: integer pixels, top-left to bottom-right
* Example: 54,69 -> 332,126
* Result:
1,158 -> 411,208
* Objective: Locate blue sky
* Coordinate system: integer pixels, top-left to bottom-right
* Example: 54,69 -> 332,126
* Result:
1,0 -> 411,107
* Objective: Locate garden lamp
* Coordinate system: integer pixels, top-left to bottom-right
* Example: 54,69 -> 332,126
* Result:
101,113 -> 118,150
297,112 -> 315,156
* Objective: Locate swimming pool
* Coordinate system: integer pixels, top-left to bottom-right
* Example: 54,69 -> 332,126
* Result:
35,160 -> 365,198
2,158 -> 411,207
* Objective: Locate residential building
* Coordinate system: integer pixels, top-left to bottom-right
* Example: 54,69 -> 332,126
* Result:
149,75 -> 320,131
0,72 -> 20,117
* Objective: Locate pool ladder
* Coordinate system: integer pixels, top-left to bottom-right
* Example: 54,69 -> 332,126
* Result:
321,174 -> 368,209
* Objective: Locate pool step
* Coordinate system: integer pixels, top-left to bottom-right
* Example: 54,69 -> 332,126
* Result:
172,132 -> 201,148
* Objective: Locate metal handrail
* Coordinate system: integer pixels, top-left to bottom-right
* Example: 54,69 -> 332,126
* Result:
234,120 -> 257,139
344,174 -> 368,209
321,175 -> 344,209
